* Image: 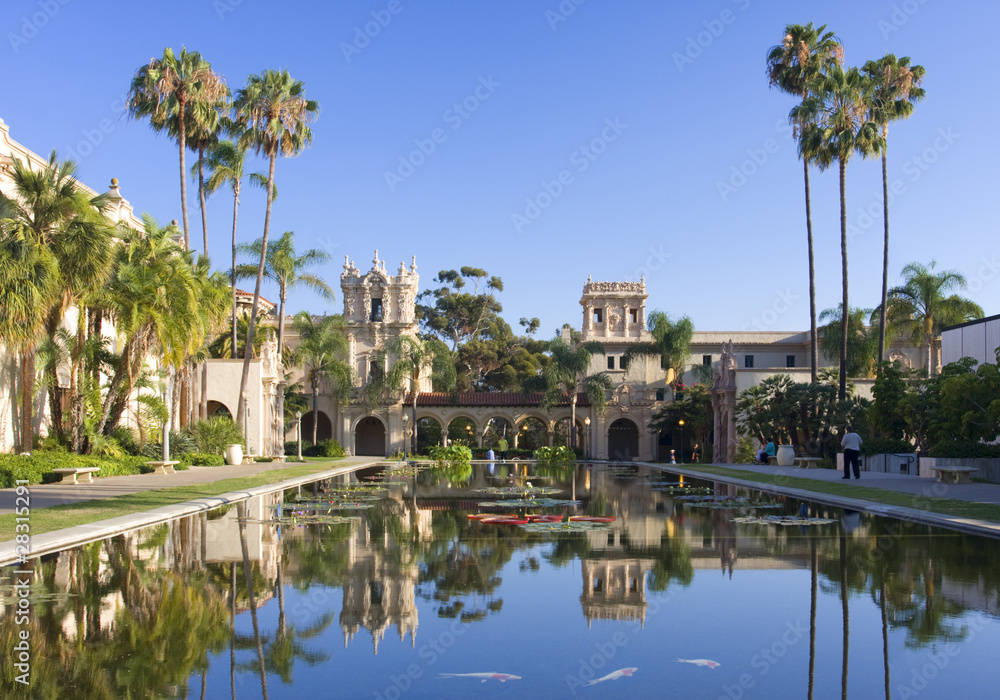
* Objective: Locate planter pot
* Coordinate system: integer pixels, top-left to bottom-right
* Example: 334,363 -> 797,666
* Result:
225,444 -> 244,466
776,444 -> 795,467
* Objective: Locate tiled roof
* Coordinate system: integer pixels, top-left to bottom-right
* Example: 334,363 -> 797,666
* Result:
404,392 -> 590,407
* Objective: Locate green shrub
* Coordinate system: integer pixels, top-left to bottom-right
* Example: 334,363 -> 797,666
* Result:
734,436 -> 757,464
319,439 -> 346,458
109,426 -> 141,455
0,452 -> 183,487
926,441 -> 1000,458
185,452 -> 227,467
533,445 -> 577,463
186,417 -> 245,455
254,456 -> 274,463
142,431 -> 197,459
285,440 -> 309,456
429,444 -> 473,463
861,438 -> 915,456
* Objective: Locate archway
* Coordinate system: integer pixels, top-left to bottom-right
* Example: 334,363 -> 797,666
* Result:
554,417 -> 584,451
416,417 -> 443,452
515,417 -> 548,451
302,410 -> 333,443
482,418 -> 513,449
607,418 -> 639,461
206,400 -> 233,420
355,417 -> 386,456
447,417 -> 478,446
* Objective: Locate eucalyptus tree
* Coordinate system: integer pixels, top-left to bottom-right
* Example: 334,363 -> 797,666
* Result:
767,23 -> 843,382
232,69 -> 319,430
621,310 -> 694,386
540,337 -> 612,451
863,55 -> 926,363
203,138 -> 271,356
127,47 -> 227,251
794,65 -> 884,400
884,261 -> 983,376
291,312 -> 352,444
365,334 -> 456,454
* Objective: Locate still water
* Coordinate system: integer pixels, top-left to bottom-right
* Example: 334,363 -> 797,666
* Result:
2,462 -> 998,699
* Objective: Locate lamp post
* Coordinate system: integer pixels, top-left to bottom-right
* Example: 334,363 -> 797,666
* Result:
242,391 -> 250,457
402,412 -> 409,461
584,417 -> 591,460
295,411 -> 302,461
678,419 -> 685,464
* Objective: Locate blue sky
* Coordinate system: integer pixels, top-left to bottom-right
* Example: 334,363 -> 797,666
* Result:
4,0 -> 998,337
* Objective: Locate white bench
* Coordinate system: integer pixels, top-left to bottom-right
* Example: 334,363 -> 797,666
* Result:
795,457 -> 823,469
929,466 -> 979,484
144,460 -> 179,475
51,467 -> 100,484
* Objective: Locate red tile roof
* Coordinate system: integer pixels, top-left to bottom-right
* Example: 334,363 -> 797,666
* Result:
404,392 -> 590,407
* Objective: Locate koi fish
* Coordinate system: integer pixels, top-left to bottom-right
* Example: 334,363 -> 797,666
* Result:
677,658 -> 720,669
584,667 -> 638,686
439,672 -> 522,683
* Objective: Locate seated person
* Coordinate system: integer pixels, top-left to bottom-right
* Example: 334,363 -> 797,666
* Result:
762,439 -> 776,464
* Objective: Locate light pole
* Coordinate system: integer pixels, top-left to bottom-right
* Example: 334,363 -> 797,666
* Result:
678,419 -> 685,464
584,417 -> 591,460
295,411 -> 302,461
242,391 -> 250,457
402,412 -> 409,461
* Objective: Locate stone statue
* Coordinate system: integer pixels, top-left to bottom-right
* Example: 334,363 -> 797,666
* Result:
711,340 -> 738,463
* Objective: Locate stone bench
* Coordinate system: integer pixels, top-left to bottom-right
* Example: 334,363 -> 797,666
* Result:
795,457 -> 823,469
929,466 -> 979,484
144,460 -> 179,475
51,467 -> 100,484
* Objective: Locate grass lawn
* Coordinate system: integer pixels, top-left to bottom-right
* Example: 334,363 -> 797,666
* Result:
0,460 -> 350,541
676,465 -> 1000,523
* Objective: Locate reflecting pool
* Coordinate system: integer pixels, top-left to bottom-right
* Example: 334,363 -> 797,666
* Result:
2,462 -> 999,699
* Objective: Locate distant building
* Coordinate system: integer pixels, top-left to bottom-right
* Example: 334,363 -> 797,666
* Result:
941,314 -> 1000,367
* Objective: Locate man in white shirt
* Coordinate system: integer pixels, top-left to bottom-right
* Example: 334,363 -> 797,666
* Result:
841,425 -> 863,479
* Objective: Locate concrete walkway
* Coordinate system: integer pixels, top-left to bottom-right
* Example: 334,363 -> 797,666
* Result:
0,456 -> 386,516
649,461 -> 1000,538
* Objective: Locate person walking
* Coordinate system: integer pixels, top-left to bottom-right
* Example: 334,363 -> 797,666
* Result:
841,425 -> 863,479
498,436 -> 508,462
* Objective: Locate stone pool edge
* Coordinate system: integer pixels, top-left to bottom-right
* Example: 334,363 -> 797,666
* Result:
0,461 -> 368,567
643,462 -> 1000,539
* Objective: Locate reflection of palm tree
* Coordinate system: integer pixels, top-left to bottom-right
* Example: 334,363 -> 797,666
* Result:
808,539 -> 817,700
238,501 -> 270,700
840,533 -> 849,700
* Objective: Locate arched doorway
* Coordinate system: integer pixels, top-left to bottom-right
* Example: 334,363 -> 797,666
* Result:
355,417 -> 386,456
302,411 -> 333,443
608,419 -> 639,461
447,417 -> 478,446
206,400 -> 233,420
516,417 -> 548,451
416,417 -> 443,452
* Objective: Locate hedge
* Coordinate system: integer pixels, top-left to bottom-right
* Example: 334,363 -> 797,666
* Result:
184,452 -> 227,467
926,441 -> 1000,458
0,452 -> 188,487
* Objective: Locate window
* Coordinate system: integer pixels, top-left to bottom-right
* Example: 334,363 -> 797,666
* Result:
607,356 -> 615,370
656,389 -> 665,401
593,308 -> 603,324
629,308 -> 638,324
744,355 -> 754,368
369,358 -> 383,380
786,355 -> 796,368
702,354 -> 712,366
370,298 -> 383,322
620,355 -> 629,370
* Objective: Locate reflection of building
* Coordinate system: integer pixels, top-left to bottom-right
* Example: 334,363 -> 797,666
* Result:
581,559 -> 650,627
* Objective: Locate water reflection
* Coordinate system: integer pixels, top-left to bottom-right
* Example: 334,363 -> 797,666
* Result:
0,463 -> 998,698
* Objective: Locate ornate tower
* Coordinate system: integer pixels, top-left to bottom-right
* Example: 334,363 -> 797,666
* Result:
580,276 -> 649,343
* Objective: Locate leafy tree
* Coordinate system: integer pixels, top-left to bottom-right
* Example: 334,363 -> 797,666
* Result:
863,54 -> 926,363
794,64 -> 884,399
767,22 -> 843,382
867,361 -> 912,440
883,261 -> 983,376
647,383 -> 712,460
233,69 -> 319,431
540,337 -> 611,450
622,310 -> 694,387
417,266 -> 504,350
291,312 -> 351,444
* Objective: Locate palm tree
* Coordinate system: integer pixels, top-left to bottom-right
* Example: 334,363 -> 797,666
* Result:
235,231 -> 334,358
181,98 -> 229,258
863,55 -> 926,364
621,310 -> 694,387
362,334 -> 456,453
203,138 -> 272,356
232,69 -> 319,430
884,261 -> 983,375
540,337 -> 612,451
794,65 -> 884,400
127,47 -> 228,251
767,23 -> 843,383
291,313 -> 351,444
819,305 -> 879,378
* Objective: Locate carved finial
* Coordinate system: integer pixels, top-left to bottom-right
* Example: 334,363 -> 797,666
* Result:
588,274 -> 592,282
410,255 -> 417,272
171,219 -> 179,227
110,177 -> 119,186
373,249 -> 380,268
399,260 -> 406,275
344,254 -> 350,270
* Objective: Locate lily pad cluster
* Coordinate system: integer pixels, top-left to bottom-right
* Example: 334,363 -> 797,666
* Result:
731,515 -> 837,526
675,496 -> 781,509
474,486 -> 563,496
480,498 -> 582,508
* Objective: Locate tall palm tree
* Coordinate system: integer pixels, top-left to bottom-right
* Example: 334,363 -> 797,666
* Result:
365,334 -> 456,454
767,23 -> 843,383
291,312 -> 352,445
819,305 -> 879,378
863,55 -> 926,364
127,46 -> 228,251
540,337 -> 612,451
203,138 -> 272,356
621,310 -> 694,387
795,65 -> 884,400
232,69 -> 319,430
235,230 -> 334,358
884,261 -> 983,375
181,98 -> 227,258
